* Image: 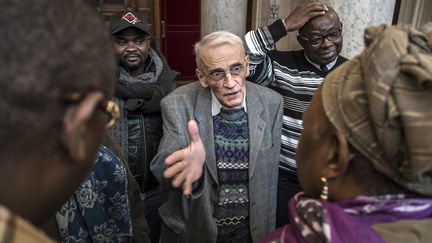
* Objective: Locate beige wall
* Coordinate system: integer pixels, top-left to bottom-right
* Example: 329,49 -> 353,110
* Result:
201,0 -> 248,37
419,0 -> 432,27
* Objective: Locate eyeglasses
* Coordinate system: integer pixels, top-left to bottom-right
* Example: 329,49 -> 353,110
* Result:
64,92 -> 120,129
299,29 -> 342,47
102,99 -> 120,128
201,64 -> 246,84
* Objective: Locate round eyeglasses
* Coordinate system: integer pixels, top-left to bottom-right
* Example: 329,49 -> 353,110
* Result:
64,92 -> 120,129
299,29 -> 342,47
201,64 -> 246,84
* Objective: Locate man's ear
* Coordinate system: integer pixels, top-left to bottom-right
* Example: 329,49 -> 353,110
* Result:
245,55 -> 250,77
196,68 -> 209,88
326,131 -> 350,179
61,91 -> 104,163
146,36 -> 152,48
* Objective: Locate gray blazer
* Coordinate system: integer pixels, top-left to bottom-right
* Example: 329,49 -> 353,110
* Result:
150,81 -> 283,243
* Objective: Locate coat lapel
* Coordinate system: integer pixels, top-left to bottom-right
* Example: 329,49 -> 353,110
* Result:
246,83 -> 266,179
194,87 -> 218,185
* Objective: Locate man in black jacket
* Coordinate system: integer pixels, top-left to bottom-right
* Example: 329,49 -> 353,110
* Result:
108,10 -> 179,243
245,2 -> 347,227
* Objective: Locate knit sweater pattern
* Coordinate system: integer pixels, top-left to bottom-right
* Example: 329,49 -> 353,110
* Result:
213,107 -> 250,237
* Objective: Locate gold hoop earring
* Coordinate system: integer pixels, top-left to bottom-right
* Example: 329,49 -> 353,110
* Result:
320,177 -> 329,200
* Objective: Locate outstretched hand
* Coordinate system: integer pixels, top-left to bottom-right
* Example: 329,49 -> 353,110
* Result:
163,120 -> 206,195
283,2 -> 328,32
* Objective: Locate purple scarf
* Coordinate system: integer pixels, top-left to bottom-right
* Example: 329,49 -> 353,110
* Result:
262,193 -> 432,243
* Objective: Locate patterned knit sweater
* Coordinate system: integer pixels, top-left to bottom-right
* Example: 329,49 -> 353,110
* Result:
213,107 -> 250,238
245,19 -> 347,172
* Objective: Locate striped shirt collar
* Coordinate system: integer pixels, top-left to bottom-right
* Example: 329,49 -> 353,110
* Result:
304,53 -> 338,72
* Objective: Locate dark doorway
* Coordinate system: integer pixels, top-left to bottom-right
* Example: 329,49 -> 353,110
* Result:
160,0 -> 201,82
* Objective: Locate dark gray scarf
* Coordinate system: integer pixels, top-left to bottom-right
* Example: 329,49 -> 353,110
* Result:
109,47 -> 164,159
118,48 -> 163,87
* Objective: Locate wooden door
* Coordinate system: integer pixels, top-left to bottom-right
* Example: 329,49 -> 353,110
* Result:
160,0 -> 200,82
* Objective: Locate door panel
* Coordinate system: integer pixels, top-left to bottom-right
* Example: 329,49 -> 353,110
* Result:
160,0 -> 200,81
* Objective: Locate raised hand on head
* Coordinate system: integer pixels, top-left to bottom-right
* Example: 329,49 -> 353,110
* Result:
283,2 -> 328,32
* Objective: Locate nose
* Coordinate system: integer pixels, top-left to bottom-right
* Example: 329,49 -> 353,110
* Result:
126,41 -> 137,51
321,37 -> 333,48
223,73 -> 236,88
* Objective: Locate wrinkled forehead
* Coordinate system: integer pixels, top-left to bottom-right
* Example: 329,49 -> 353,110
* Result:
198,42 -> 245,68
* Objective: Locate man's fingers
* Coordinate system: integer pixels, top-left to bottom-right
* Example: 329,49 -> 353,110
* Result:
166,163 -> 195,194
165,149 -> 185,166
163,160 -> 185,179
163,165 -> 178,179
187,120 -> 201,145
299,2 -> 327,18
305,2 -> 328,12
172,170 -> 186,188
163,120 -> 204,192
182,175 -> 194,195
285,2 -> 328,31
308,11 -> 326,19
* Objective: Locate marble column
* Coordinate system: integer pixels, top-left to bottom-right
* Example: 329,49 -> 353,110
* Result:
322,0 -> 396,58
201,0 -> 248,38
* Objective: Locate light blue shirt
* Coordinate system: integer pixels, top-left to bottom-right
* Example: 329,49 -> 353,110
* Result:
304,53 -> 338,71
211,89 -> 247,116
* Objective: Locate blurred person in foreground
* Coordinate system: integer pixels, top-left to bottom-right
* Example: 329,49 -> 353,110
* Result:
263,24 -> 432,243
0,0 -> 117,242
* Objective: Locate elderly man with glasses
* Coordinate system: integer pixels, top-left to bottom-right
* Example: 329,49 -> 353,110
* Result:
150,31 -> 283,243
244,2 -> 348,227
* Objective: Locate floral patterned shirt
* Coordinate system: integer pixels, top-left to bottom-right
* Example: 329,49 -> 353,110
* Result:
55,145 -> 132,243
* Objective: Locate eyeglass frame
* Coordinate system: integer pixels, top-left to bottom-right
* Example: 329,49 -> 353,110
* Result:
199,62 -> 247,84
64,92 -> 120,129
298,25 -> 343,47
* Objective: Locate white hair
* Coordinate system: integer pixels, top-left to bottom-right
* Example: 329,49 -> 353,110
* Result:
194,31 -> 245,69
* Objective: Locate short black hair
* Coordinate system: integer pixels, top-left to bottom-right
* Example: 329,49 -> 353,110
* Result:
0,0 -> 116,148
